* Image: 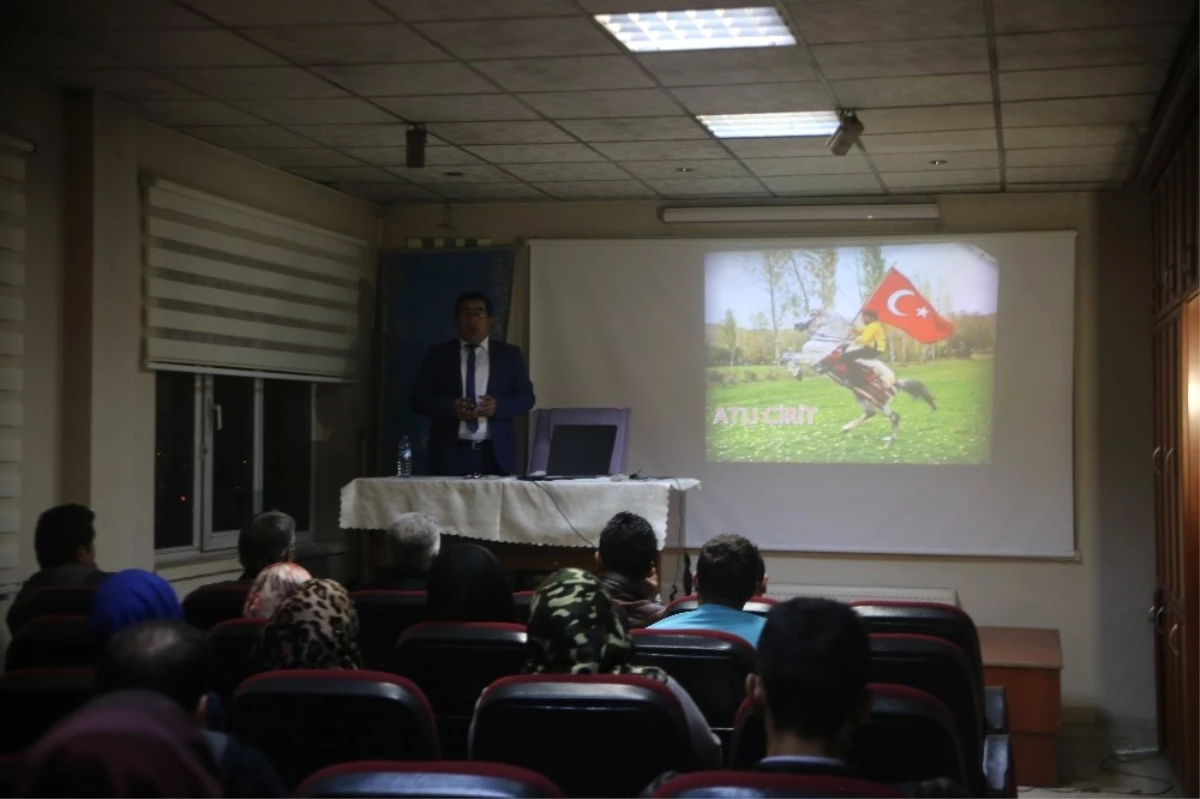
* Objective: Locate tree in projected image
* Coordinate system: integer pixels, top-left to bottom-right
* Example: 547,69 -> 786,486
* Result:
721,308 -> 738,367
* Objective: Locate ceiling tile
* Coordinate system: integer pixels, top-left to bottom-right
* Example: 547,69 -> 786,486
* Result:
501,162 -> 631,181
465,143 -> 605,163
832,75 -> 994,109
288,165 -> 398,182
1008,182 -> 1117,193
1007,164 -> 1131,183
234,98 -> 397,125
519,89 -> 680,119
416,18 -> 617,59
54,69 -> 201,100
722,138 -> 831,158
579,0 -> 735,9
480,56 -> 652,93
313,63 -> 496,96
620,159 -> 749,179
427,121 -> 573,145
637,48 -> 817,87
379,0 -> 579,21
786,0 -> 986,43
1003,95 -> 1157,127
861,130 -> 999,153
763,174 -> 883,194
647,177 -> 768,197
591,140 -> 730,161
882,168 -> 1000,188
376,95 -> 538,122
672,83 -> 831,115
559,117 -> 707,142
179,126 -> 316,148
168,67 -> 348,98
295,124 -> 414,148
1005,145 -> 1136,168
870,150 -> 999,172
437,183 -> 549,200
0,32 -> 125,69
388,164 -> 517,183
998,64 -> 1170,101
133,100 -> 265,126
79,30 -> 284,68
335,181 -> 442,201
891,184 -> 1001,194
343,146 -> 482,166
742,156 -> 872,177
993,0 -> 1193,33
5,0 -> 213,28
241,25 -> 448,65
534,181 -> 657,199
997,27 -> 1182,71
1002,124 -> 1140,149
184,0 -> 392,25
858,105 -> 995,134
231,148 -> 362,168
812,37 -> 989,79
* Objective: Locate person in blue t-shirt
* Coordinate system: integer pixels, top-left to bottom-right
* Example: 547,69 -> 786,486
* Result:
649,534 -> 768,646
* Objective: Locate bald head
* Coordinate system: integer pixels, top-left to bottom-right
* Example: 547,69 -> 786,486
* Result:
97,620 -> 214,714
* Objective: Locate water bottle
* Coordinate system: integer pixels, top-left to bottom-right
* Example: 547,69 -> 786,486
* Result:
396,435 -> 413,478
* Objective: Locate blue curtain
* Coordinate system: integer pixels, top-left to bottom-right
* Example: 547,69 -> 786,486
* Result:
376,248 -> 516,475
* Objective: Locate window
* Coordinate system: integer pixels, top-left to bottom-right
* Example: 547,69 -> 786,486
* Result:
154,373 -> 313,553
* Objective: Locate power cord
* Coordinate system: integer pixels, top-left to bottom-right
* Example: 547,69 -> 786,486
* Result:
528,478 -> 596,548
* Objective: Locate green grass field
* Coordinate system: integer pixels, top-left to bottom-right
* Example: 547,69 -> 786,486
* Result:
706,358 -> 994,465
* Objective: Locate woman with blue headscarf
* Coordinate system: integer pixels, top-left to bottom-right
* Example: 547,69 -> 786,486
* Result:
87,569 -> 183,645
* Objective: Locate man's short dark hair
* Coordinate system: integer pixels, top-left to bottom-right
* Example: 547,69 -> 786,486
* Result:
455,291 -> 494,316
757,598 -> 870,741
863,309 -> 878,321
97,619 -> 215,713
696,534 -> 764,607
34,504 -> 95,569
598,512 -> 657,582
238,510 -> 295,576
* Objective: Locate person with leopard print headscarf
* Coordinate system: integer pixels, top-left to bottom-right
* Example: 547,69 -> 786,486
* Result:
252,579 -> 363,671
522,568 -> 721,767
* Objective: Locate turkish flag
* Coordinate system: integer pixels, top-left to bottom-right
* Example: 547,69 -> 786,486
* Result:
863,268 -> 955,344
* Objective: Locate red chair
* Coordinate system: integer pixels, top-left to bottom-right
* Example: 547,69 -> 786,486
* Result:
351,590 -> 428,670
392,622 -> 529,758
5,615 -> 98,671
208,618 -> 267,702
470,674 -> 707,798
661,594 -> 777,619
295,761 -> 563,798
0,668 -> 96,753
7,585 -> 98,631
182,582 -> 251,631
231,670 -> 438,791
652,771 -> 906,798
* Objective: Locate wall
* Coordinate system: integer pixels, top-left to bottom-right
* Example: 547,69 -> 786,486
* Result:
381,192 -> 1158,730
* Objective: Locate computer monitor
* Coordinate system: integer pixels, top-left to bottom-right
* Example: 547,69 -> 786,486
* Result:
545,424 -> 618,477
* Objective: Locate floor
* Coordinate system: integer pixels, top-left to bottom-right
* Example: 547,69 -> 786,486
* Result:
1022,724 -> 1180,798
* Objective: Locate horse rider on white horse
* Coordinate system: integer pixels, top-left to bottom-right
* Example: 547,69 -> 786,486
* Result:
843,309 -> 887,388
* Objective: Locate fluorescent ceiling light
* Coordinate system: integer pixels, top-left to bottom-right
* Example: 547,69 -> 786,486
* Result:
595,7 -> 795,52
698,111 -> 840,139
661,204 -> 941,224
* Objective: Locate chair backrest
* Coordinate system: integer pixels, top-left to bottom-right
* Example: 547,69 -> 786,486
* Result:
351,590 -> 428,670
526,408 -> 631,475
182,582 -> 251,631
11,585 -> 98,629
852,602 -> 983,690
513,591 -> 535,624
393,622 -> 530,758
471,674 -> 698,798
661,595 -> 777,619
729,684 -> 968,790
0,752 -> 20,799
295,761 -> 563,799
5,615 -> 98,671
231,670 -> 438,791
651,771 -> 907,798
208,617 -> 268,702
630,629 -> 755,733
0,668 -> 96,754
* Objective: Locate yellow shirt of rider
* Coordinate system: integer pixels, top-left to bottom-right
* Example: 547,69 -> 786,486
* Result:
856,320 -> 887,352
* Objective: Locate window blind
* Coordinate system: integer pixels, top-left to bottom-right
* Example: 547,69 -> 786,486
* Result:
142,176 -> 367,382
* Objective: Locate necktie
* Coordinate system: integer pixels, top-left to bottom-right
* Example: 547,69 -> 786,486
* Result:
465,344 -> 479,433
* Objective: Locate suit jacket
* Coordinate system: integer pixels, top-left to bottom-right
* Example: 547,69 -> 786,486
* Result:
410,338 -> 535,475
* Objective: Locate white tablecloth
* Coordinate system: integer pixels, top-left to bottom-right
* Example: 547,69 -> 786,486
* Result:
339,477 -> 699,549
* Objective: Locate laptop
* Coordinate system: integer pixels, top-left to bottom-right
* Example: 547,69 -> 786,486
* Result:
544,424 -> 618,477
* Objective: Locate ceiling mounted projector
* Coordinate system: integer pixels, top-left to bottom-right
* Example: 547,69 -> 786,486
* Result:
406,124 -> 427,168
826,111 -> 864,156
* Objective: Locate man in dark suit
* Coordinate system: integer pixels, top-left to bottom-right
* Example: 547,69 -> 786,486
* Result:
410,291 -> 535,476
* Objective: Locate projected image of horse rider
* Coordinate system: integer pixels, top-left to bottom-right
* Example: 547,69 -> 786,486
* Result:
842,310 -> 887,390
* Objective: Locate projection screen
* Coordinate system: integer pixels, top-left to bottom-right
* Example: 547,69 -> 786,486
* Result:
529,233 -> 1076,558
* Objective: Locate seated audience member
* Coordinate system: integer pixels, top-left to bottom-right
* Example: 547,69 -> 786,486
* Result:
595,511 -> 666,628
253,579 -> 363,671
359,512 -> 442,591
15,690 -> 222,797
243,562 -> 312,620
649,534 -> 768,646
523,568 -> 721,768
96,619 -> 287,797
426,543 -> 515,622
7,504 -> 108,632
87,568 -> 183,645
237,510 -> 296,583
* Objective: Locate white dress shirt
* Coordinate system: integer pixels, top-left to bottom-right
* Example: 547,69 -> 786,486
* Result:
459,337 -> 490,441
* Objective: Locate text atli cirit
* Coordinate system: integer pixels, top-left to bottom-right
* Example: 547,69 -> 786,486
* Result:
711,405 -> 819,426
